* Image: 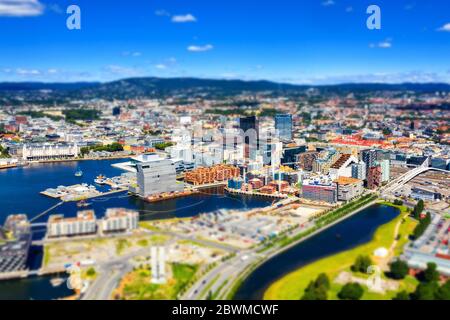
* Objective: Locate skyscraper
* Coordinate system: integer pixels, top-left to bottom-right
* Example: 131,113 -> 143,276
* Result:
275,114 -> 293,141
239,116 -> 259,141
361,149 -> 378,177
239,116 -> 259,159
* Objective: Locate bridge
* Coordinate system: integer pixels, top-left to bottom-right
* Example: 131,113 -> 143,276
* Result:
382,165 -> 449,195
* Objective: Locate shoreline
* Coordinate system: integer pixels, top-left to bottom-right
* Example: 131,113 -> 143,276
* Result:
263,203 -> 410,300
224,196 -> 382,300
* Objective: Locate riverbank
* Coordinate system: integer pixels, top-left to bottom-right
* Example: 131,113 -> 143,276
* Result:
263,202 -> 418,300
224,196 -> 379,299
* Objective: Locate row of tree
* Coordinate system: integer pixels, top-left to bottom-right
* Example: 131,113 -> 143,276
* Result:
80,143 -> 124,156
393,262 -> 450,300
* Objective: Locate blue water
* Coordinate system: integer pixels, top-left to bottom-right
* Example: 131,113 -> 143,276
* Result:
0,159 -> 272,224
0,159 -> 272,300
234,204 -> 400,300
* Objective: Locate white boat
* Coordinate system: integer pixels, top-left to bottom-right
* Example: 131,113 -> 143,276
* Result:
50,277 -> 65,287
75,170 -> 83,177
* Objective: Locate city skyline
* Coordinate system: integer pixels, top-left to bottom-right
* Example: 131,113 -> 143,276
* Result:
0,0 -> 449,84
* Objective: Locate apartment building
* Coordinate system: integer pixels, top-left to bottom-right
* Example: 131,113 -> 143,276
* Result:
47,211 -> 97,238
101,208 -> 138,233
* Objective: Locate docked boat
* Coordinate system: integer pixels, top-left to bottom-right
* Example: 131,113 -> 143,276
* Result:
74,170 -> 83,177
76,200 -> 91,208
50,277 -> 65,287
94,174 -> 106,184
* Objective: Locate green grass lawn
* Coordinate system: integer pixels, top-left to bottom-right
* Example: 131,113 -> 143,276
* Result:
264,203 -> 417,300
120,263 -> 198,300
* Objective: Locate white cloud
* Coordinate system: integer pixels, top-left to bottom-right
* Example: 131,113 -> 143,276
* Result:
16,68 -> 40,75
0,0 -> 44,17
378,41 -> 392,48
369,39 -> 392,49
172,13 -> 197,23
155,64 -> 167,70
437,23 -> 450,32
187,44 -> 213,52
288,71 -> 450,85
47,68 -> 58,74
321,0 -> 335,7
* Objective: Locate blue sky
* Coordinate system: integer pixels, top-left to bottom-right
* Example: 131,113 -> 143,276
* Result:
0,0 -> 449,84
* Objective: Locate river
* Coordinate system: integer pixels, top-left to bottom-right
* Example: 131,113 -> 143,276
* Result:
234,204 -> 400,300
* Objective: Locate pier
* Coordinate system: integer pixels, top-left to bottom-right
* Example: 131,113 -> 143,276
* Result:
224,187 -> 289,199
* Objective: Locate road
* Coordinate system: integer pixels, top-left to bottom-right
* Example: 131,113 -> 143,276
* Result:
183,250 -> 262,300
81,247 -> 150,300
80,230 -> 235,300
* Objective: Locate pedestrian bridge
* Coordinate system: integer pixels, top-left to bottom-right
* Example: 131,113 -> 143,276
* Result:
382,166 -> 449,194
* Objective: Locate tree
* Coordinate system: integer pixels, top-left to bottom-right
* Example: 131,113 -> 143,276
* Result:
382,127 -> 392,136
338,283 -> 364,300
423,262 -> 440,283
301,273 -> 330,300
315,273 -> 331,291
413,200 -> 425,220
388,260 -> 409,280
351,255 -> 372,273
86,267 -> 96,277
413,282 -> 439,300
435,280 -> 450,300
392,290 -> 410,300
416,200 -> 424,214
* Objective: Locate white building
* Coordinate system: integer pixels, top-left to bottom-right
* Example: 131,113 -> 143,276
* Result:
22,143 -> 79,161
329,154 -> 359,179
47,211 -> 97,238
101,208 -> 138,233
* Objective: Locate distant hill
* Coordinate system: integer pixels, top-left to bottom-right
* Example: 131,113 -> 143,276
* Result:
0,77 -> 449,103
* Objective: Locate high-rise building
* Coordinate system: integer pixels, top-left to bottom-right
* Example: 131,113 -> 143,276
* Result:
275,114 -> 293,141
239,116 -> 259,138
361,149 -> 378,174
240,116 -> 259,159
379,159 -> 391,183
367,166 -> 382,190
351,162 -> 367,181
135,154 -> 183,197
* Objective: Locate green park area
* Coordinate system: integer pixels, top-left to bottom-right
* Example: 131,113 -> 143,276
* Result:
264,202 -> 419,300
115,263 -> 198,300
